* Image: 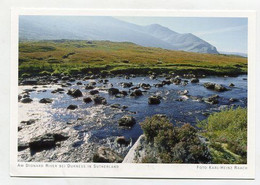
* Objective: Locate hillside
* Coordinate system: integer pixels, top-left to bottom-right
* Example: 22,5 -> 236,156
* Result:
19,40 -> 247,77
19,16 -> 218,54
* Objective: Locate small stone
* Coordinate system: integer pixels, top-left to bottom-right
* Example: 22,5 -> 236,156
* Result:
39,98 -> 53,103
67,105 -> 78,110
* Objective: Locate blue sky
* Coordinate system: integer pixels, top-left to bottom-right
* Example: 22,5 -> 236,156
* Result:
115,17 -> 248,54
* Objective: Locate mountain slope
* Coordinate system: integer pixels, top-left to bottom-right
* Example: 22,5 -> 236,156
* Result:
19,16 -> 219,54
143,24 -> 218,54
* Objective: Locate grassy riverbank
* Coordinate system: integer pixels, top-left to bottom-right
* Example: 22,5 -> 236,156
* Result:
134,107 -> 247,164
19,40 -> 247,77
197,107 -> 247,164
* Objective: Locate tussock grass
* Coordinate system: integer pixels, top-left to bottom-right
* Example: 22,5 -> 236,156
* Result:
19,40 -> 247,77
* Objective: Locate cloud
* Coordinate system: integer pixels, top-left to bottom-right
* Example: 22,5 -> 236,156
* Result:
194,25 -> 247,36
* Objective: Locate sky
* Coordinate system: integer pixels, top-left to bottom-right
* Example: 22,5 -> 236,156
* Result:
115,17 -> 248,54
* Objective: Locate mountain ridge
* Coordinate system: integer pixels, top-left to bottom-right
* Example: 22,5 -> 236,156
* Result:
19,16 -> 219,54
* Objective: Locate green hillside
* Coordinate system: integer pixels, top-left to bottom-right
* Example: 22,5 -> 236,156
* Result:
19,40 -> 247,77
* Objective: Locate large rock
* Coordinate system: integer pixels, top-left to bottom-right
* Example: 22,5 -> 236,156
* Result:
67,89 -> 83,98
154,83 -> 163,88
118,115 -> 136,127
83,97 -> 92,103
110,104 -> 121,109
162,80 -> 171,85
93,147 -> 123,163
39,98 -> 53,103
29,133 -> 69,151
178,90 -> 189,95
89,90 -> 99,95
21,97 -> 33,103
92,95 -> 107,105
130,89 -> 143,96
85,84 -> 95,89
229,83 -> 235,87
214,84 -> 227,92
51,88 -> 65,93
20,119 -> 37,125
148,96 -> 161,104
116,136 -> 130,146
191,78 -> 199,83
170,77 -> 182,85
203,95 -> 219,104
67,104 -> 78,110
140,83 -> 151,90
203,82 -> 216,90
18,141 -> 29,151
108,88 -> 120,95
203,82 -> 227,92
121,82 -> 133,88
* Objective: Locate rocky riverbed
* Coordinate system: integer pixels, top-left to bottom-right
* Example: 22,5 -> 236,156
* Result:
17,73 -> 247,163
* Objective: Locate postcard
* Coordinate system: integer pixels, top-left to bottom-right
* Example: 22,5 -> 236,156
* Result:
10,8 -> 256,178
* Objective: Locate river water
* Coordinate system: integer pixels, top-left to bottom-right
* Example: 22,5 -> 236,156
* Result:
18,75 -> 247,160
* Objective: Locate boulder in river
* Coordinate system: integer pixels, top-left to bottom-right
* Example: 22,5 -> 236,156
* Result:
203,82 -> 216,90
150,75 -> 156,80
214,84 -> 228,92
121,82 -> 133,88
83,97 -> 92,103
29,132 -> 69,151
67,104 -> 78,110
93,147 -> 123,163
18,141 -> 29,151
118,115 -> 136,127
89,81 -> 97,86
110,104 -> 121,109
130,89 -> 143,96
204,82 -> 227,92
108,88 -> 120,95
170,77 -> 182,85
148,96 -> 161,104
116,136 -> 130,146
67,89 -> 83,98
89,90 -> 99,95
20,119 -> 37,125
39,98 -> 53,104
154,83 -> 163,88
76,81 -> 83,85
120,91 -> 128,96
229,83 -> 235,87
85,84 -> 95,89
140,83 -> 151,90
178,90 -> 189,95
21,97 -> 33,103
191,78 -> 199,83
92,95 -> 107,105
203,94 -> 219,104
162,80 -> 171,85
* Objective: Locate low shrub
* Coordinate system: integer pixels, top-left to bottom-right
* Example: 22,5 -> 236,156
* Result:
198,107 -> 247,163
140,115 -> 211,163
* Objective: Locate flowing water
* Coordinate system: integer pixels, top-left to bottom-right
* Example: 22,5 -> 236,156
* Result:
18,75 -> 247,161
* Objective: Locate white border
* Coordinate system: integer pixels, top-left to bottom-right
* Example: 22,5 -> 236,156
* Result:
10,8 -> 256,179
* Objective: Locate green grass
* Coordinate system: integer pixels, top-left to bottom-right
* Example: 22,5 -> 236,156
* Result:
197,107 -> 247,164
19,40 -> 247,77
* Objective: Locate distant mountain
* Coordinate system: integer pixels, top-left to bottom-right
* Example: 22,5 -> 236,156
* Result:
19,16 -> 219,54
219,51 -> 247,57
